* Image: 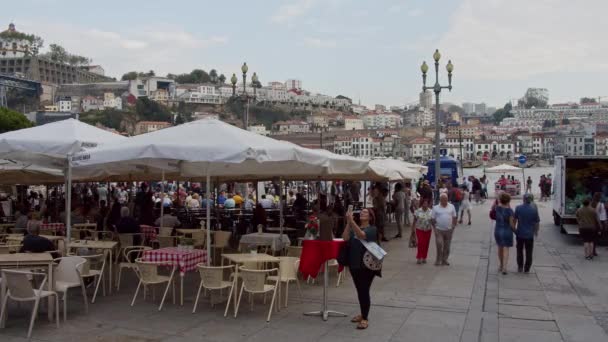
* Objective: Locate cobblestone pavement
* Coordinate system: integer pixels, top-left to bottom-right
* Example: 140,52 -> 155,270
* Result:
1,198 -> 607,341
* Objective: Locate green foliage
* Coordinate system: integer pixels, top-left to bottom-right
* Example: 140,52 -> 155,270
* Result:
580,97 -> 597,104
225,97 -> 308,129
0,107 -> 33,133
447,105 -> 464,114
174,69 -> 211,84
218,74 -> 226,84
135,98 -> 172,122
79,108 -> 133,131
41,44 -> 91,66
121,70 -> 155,80
492,102 -> 514,124
518,96 -> 547,109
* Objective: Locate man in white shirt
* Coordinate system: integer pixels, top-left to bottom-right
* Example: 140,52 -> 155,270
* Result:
97,184 -> 108,205
260,194 -> 274,209
431,193 -> 458,266
155,209 -> 181,228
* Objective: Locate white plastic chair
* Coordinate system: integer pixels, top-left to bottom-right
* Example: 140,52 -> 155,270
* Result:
116,246 -> 152,291
211,231 -> 231,266
267,257 -> 303,308
131,259 -> 176,311
54,256 -> 89,321
286,246 -> 303,258
192,264 -> 234,314
80,253 -> 107,303
0,269 -> 60,339
190,230 -> 206,249
235,266 -> 279,322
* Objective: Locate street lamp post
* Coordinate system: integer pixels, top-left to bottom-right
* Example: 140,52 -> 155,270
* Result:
421,49 -> 454,190
232,62 -> 258,129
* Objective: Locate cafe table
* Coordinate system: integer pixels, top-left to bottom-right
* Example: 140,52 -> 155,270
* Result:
221,253 -> 280,317
0,252 -> 55,327
68,240 -> 118,294
0,223 -> 15,233
40,223 -> 66,235
239,232 -> 291,253
142,247 -> 208,305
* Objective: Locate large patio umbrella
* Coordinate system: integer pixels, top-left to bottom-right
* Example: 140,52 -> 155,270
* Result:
485,164 -> 522,173
369,159 -> 422,181
0,160 -> 64,184
71,119 -> 371,264
0,118 -> 128,240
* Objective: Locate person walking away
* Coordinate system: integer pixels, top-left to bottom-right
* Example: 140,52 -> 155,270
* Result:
538,175 -> 546,201
392,183 -> 406,239
372,185 -> 388,242
447,182 -> 461,219
413,199 -> 433,264
590,192 -> 605,257
418,181 -> 433,206
342,208 -> 380,330
576,198 -> 599,260
431,193 -> 457,266
458,185 -> 472,225
404,183 -> 412,226
494,193 -> 515,274
513,194 -> 540,273
526,176 -> 532,194
472,177 -> 482,203
480,175 -> 488,200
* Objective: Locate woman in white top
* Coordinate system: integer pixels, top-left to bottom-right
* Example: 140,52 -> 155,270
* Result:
591,192 -> 606,257
459,186 -> 472,225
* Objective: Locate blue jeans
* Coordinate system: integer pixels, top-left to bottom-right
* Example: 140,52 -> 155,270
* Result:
452,202 -> 460,215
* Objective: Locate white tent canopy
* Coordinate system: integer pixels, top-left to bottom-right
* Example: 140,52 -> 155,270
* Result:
369,159 -> 422,181
485,164 -> 522,173
0,118 -> 127,168
71,119 -> 370,181
399,160 -> 428,174
0,160 -> 64,185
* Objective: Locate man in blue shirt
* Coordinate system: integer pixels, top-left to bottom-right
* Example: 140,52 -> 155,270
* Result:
513,194 -> 540,273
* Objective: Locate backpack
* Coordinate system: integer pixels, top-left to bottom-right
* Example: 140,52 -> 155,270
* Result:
489,202 -> 497,220
454,189 -> 463,202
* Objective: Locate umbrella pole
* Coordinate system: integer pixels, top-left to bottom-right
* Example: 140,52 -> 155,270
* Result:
206,173 -> 211,266
280,178 -> 284,241
160,171 -> 165,228
65,155 -> 72,242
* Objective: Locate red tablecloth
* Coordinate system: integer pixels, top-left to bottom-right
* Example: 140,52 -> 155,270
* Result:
41,223 -> 65,235
299,239 -> 345,279
142,247 -> 208,276
140,225 -> 158,241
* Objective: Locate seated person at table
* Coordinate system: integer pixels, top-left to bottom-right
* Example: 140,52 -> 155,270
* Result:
155,208 -> 181,228
224,194 -> 236,209
252,203 -> 268,228
260,194 -> 274,209
244,194 -> 255,210
188,193 -> 201,208
116,207 -> 142,245
218,191 -> 227,206
293,193 -> 307,212
20,224 -> 59,258
233,192 -> 244,207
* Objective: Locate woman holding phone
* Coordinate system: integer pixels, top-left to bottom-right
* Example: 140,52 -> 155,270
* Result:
342,207 -> 379,330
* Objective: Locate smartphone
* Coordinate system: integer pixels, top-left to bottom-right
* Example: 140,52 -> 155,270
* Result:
347,205 -> 354,213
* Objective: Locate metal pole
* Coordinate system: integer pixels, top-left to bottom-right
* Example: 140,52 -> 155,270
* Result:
159,171 -> 165,227
206,173 -> 211,266
65,155 -> 72,242
459,129 -> 464,176
434,86 -> 441,191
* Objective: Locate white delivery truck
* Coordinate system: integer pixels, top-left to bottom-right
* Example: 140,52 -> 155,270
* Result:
552,156 -> 608,234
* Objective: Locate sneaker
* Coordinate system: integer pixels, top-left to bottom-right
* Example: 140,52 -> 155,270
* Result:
518,268 -> 523,273
422,259 -> 427,264
416,259 -> 422,264
442,261 -> 450,266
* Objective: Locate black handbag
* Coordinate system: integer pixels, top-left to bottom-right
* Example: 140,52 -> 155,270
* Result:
337,240 -> 350,266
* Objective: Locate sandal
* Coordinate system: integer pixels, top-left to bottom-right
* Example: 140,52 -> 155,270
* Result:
351,315 -> 363,323
357,320 -> 369,329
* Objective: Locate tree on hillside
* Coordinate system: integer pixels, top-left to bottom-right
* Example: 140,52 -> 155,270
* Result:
174,69 -> 211,84
135,98 -> 172,122
580,97 -> 597,104
218,74 -> 226,84
0,108 -> 33,133
209,69 -> 218,81
492,102 -> 514,124
448,105 -> 465,114
42,44 -> 91,66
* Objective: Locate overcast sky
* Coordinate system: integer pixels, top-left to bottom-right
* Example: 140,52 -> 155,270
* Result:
3,0 -> 608,108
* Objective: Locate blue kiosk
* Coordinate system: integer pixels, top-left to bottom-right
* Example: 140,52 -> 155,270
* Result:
425,156 -> 461,187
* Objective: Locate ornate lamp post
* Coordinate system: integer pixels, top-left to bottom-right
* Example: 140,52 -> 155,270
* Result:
230,73 -> 237,96
241,62 -> 248,94
232,62 -> 259,129
421,49 -> 454,190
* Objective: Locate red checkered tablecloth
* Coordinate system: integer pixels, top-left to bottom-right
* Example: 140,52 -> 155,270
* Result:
140,225 -> 158,242
41,223 -> 65,235
142,247 -> 208,275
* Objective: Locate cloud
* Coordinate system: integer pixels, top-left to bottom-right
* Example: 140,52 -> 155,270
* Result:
407,8 -> 423,17
438,0 -> 608,80
14,20 -> 228,78
303,37 -> 336,48
271,0 -> 316,24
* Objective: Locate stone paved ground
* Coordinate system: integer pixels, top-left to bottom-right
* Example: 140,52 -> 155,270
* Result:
1,199 -> 608,341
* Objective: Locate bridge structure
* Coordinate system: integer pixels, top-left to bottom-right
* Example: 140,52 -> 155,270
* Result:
0,73 -> 42,108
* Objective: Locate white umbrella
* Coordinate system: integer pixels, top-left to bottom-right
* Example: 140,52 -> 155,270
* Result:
485,164 -> 522,173
0,118 -> 128,241
72,119 -> 371,264
0,160 -> 64,184
400,161 -> 428,174
369,159 -> 422,181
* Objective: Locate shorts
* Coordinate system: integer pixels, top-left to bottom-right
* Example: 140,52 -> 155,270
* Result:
460,201 -> 471,211
579,228 -> 596,243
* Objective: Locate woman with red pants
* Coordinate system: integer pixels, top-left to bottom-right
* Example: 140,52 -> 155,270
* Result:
413,198 -> 433,264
